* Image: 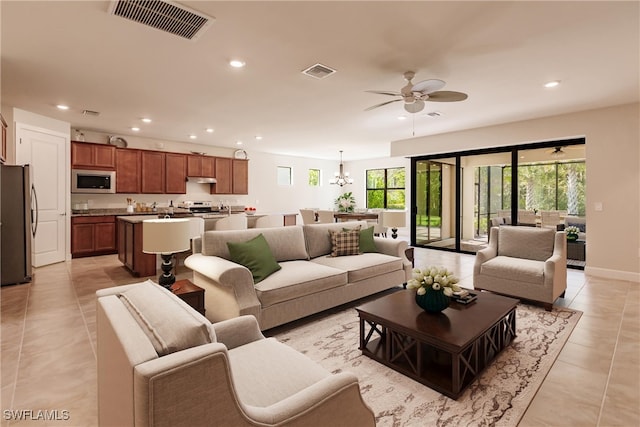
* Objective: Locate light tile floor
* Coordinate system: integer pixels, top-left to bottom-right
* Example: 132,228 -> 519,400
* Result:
1,246 -> 639,426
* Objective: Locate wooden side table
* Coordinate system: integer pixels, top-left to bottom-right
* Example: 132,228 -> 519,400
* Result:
170,279 -> 205,316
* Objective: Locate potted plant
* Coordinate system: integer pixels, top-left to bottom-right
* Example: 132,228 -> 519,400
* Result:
565,225 -> 580,241
407,266 -> 461,313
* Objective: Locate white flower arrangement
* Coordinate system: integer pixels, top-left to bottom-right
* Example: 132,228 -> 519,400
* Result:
335,192 -> 356,213
407,266 -> 461,296
565,225 -> 580,235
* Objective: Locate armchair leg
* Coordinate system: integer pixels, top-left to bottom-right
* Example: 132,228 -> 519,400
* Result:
560,291 -> 566,298
544,303 -> 553,311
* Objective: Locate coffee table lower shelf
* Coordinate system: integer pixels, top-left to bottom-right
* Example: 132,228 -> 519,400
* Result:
358,302 -> 516,399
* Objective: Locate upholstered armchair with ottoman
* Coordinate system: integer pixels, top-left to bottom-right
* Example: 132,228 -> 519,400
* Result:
96,280 -> 375,427
474,226 -> 567,311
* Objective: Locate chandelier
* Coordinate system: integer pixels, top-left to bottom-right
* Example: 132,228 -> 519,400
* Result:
329,150 -> 353,186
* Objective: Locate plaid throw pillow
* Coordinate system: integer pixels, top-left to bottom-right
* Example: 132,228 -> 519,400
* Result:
329,228 -> 361,257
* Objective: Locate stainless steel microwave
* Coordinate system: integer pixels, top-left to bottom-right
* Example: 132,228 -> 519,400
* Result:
71,169 -> 116,193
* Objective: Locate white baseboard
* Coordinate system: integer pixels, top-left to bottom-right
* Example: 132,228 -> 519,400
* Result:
584,266 -> 640,283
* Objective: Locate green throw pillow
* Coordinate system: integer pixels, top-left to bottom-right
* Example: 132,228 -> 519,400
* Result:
343,226 -> 377,253
227,234 -> 281,283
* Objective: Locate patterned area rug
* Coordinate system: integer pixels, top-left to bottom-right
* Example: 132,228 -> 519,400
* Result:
270,296 -> 581,427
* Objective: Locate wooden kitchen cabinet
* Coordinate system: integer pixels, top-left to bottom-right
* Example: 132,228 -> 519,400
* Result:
211,157 -> 232,194
116,148 -> 141,193
117,218 -> 156,277
141,150 -> 165,193
232,159 -> 249,194
71,141 -> 116,170
71,215 -> 117,258
188,154 -> 216,178
165,153 -> 187,193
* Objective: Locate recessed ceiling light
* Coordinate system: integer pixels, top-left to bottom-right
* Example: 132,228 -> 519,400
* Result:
56,104 -> 69,110
255,135 -> 263,140
397,116 -> 407,121
205,128 -> 214,133
131,127 -> 140,132
141,118 -> 152,123
544,80 -> 561,88
236,141 -> 243,145
229,60 -> 246,68
189,135 -> 197,139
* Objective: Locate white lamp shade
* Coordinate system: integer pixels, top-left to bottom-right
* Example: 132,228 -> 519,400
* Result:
142,219 -> 191,254
382,210 -> 406,228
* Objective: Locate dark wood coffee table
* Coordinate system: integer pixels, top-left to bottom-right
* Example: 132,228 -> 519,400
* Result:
356,290 -> 518,399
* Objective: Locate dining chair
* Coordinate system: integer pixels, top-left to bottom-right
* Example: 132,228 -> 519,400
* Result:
213,214 -> 248,230
316,210 -> 335,224
367,209 -> 387,237
299,209 -> 317,224
254,214 -> 283,228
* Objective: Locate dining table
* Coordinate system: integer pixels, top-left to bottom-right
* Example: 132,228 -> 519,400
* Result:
333,212 -> 380,222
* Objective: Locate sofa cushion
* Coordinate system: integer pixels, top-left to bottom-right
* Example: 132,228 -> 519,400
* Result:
202,226 -> 309,262
304,221 -> 369,258
329,227 -> 361,257
228,337 -> 330,407
498,226 -> 555,261
347,226 -> 377,253
116,280 -> 213,356
311,253 -> 403,283
228,234 -> 282,283
480,256 -> 545,285
254,260 -> 347,308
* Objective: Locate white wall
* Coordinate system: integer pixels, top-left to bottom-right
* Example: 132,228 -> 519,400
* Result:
392,103 -> 640,282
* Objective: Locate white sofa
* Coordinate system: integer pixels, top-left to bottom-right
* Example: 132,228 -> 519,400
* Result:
185,221 -> 412,330
96,281 -> 375,427
474,226 -> 567,311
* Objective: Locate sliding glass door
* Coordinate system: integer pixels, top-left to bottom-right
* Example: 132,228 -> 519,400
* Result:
411,140 -> 586,267
415,158 -> 456,248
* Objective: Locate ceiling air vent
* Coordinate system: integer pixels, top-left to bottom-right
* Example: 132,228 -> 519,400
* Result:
302,63 -> 337,79
108,0 -> 215,41
82,110 -> 100,117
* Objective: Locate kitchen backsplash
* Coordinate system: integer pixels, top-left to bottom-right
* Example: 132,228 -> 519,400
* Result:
71,182 -> 250,210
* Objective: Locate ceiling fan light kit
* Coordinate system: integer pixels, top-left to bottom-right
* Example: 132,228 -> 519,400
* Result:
365,71 -> 468,113
329,150 -> 353,186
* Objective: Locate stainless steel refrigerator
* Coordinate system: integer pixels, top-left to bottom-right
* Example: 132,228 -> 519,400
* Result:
1,164 -> 36,285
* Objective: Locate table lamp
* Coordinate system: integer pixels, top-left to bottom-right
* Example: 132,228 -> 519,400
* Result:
382,210 -> 406,239
142,218 -> 191,289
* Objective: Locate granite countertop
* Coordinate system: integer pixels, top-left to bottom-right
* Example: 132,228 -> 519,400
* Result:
71,208 -> 192,217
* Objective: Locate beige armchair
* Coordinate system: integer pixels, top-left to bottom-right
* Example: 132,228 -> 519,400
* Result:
97,281 -> 375,427
474,226 -> 567,311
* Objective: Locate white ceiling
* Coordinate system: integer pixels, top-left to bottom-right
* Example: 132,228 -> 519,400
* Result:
2,1 -> 638,161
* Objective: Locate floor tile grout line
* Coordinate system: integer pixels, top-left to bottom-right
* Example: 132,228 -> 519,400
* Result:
67,262 -> 98,361
594,283 -> 629,427
5,282 -> 31,415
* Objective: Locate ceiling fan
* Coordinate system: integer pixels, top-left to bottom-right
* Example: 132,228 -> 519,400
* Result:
365,71 -> 468,113
546,146 -> 583,158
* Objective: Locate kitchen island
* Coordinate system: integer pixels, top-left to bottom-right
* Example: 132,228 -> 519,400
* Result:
117,215 -> 158,278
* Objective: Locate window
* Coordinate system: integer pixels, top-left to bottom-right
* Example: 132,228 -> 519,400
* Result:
277,166 -> 292,186
308,169 -> 320,186
366,167 -> 405,209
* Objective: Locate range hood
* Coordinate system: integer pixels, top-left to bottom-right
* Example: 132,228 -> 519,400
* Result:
187,176 -> 217,184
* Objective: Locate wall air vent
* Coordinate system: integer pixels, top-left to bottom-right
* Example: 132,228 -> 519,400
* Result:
108,0 -> 215,41
301,63 -> 337,79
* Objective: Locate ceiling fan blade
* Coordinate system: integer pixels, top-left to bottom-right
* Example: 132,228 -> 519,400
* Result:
364,99 -> 401,111
404,100 -> 425,113
426,91 -> 469,102
411,79 -> 445,94
365,90 -> 401,97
